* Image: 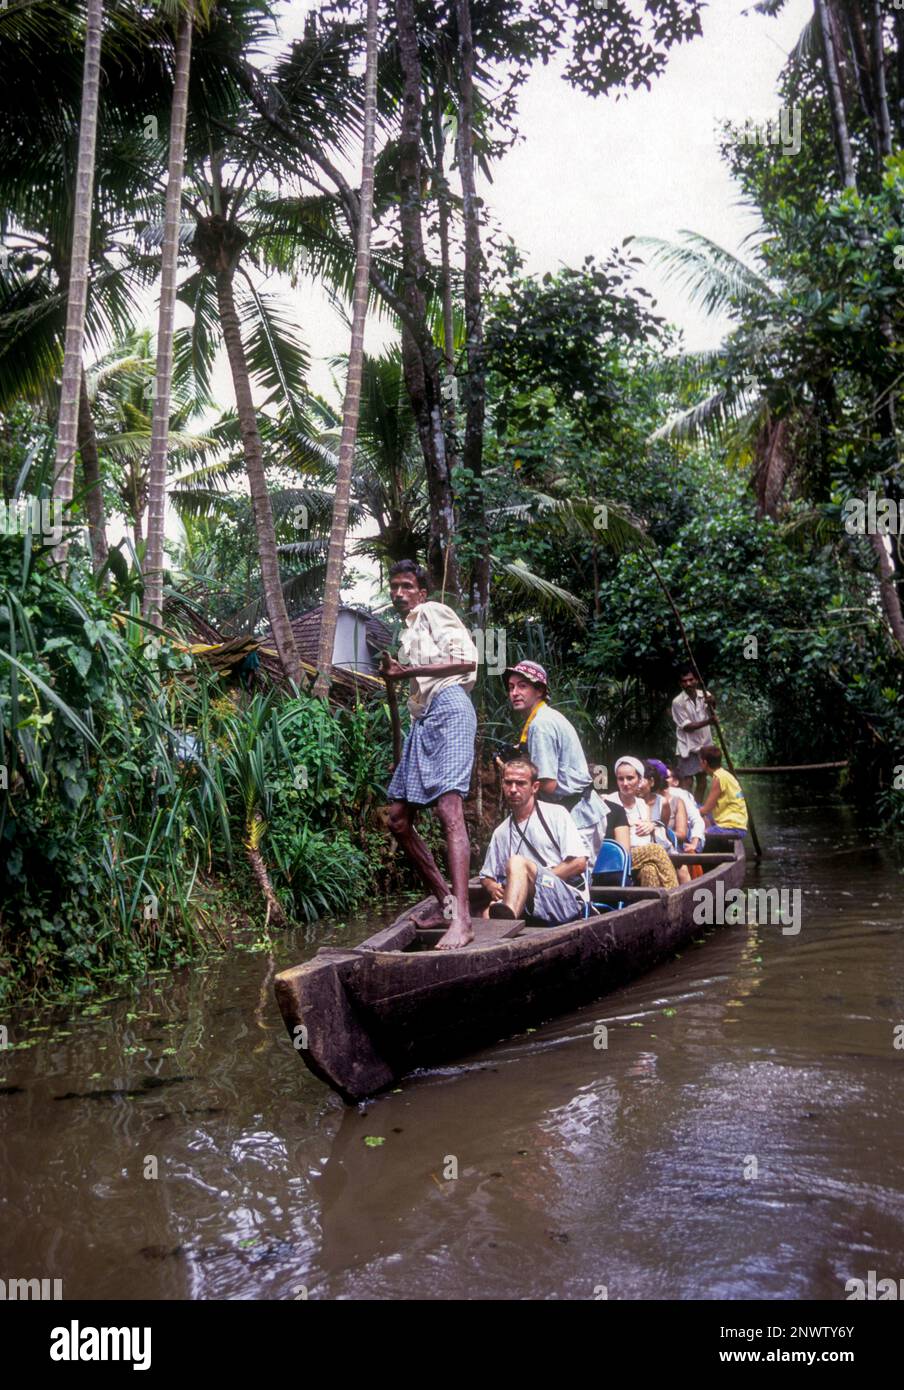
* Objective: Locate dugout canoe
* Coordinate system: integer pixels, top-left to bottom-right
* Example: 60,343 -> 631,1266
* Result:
274,841 -> 747,1102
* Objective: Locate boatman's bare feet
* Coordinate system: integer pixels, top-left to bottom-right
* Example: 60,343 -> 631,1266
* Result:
435,918 -> 474,950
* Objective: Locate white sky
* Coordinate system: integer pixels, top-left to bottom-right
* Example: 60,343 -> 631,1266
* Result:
169,0 -> 815,600
255,0 -> 813,400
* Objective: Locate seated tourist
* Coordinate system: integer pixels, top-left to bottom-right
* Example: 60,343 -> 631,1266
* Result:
479,757 -> 588,925
641,757 -> 694,882
603,756 -> 678,890
698,745 -> 748,838
641,759 -> 674,836
500,660 -> 607,859
665,763 -> 707,883
665,765 -> 706,852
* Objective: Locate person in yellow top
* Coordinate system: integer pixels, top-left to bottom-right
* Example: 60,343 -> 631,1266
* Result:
698,745 -> 748,839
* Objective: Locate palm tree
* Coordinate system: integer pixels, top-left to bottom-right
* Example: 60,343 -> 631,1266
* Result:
53,0 -> 104,562
308,349 -> 430,569
394,0 -> 461,599
189,159 -> 307,686
144,0 -> 197,624
85,328 -> 217,549
637,231 -> 904,649
313,0 -> 380,700
455,0 -> 490,627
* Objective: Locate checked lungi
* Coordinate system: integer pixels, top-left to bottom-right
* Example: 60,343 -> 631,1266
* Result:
387,685 -> 476,806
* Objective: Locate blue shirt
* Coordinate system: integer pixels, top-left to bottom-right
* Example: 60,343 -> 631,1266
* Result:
526,704 -> 591,795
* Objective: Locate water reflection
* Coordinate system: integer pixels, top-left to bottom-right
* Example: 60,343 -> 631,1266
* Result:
2,778 -> 903,1299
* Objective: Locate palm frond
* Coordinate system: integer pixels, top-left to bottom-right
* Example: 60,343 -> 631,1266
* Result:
630,232 -> 774,319
223,564 -> 328,636
491,494 -> 648,556
492,558 -> 588,623
650,387 -> 762,444
236,276 -> 309,413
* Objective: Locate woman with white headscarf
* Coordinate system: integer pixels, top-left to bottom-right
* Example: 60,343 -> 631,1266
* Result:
604,756 -> 679,890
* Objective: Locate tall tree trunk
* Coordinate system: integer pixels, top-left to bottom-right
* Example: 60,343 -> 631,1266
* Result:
313,0 -> 379,700
53,0 -> 103,563
144,5 -> 194,624
394,0 -> 460,599
456,0 -> 490,629
818,5 -> 904,629
867,8 -> 901,604
206,233 -> 300,686
431,82 -> 456,374
869,531 -> 904,648
844,4 -> 876,146
869,0 -> 893,157
78,367 -> 108,570
895,10 -> 904,143
816,0 -> 857,188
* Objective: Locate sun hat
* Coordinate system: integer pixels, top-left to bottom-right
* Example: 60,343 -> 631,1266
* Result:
501,660 -> 549,692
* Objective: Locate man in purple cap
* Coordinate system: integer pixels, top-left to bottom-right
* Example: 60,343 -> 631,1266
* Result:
502,661 -> 608,856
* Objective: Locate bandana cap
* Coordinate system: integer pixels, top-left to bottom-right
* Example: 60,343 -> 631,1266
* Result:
502,660 -> 549,691
614,756 -> 645,779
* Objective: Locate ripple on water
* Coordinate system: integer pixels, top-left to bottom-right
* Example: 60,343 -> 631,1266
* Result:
1,782 -> 904,1298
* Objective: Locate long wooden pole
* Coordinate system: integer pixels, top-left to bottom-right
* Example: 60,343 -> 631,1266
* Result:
737,760 -> 847,773
381,652 -> 403,769
648,557 -> 764,859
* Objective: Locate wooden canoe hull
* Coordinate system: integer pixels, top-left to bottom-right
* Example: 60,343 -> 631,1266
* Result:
274,842 -> 747,1102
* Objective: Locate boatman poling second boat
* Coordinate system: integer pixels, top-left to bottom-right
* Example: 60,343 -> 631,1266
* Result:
382,559 -> 479,951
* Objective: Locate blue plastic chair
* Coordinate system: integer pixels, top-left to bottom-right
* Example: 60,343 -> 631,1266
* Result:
587,839 -> 631,915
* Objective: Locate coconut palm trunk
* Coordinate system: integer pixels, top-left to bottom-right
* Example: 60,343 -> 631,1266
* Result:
456,0 -> 490,629
213,256 -> 301,687
78,366 -> 108,570
395,0 -> 460,598
144,4 -> 194,624
313,0 -> 380,700
53,0 -> 103,562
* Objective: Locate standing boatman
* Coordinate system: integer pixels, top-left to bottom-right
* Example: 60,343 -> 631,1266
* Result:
501,660 -> 608,857
671,665 -> 716,800
381,559 -> 478,950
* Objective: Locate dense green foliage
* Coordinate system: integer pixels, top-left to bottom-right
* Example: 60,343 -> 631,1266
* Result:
0,529 -> 397,1004
2,0 -> 903,1012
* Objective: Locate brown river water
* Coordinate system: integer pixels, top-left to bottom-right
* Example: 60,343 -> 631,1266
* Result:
2,777 -> 903,1301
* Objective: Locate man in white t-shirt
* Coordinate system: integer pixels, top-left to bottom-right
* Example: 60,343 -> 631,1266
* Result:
671,666 -> 716,799
479,757 -> 588,925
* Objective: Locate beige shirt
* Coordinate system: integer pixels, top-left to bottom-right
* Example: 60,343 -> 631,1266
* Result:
399,601 -> 477,719
671,690 -> 712,758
